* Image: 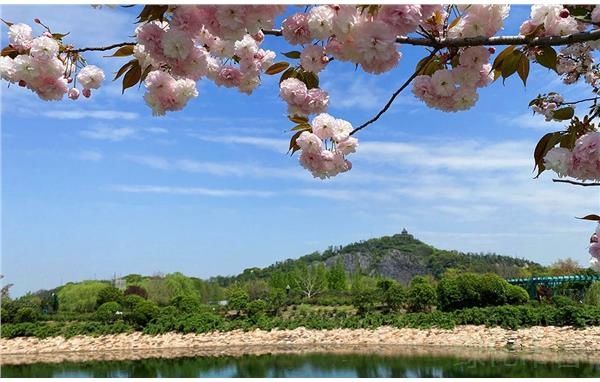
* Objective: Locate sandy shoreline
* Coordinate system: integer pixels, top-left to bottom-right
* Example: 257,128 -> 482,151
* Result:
2,325 -> 600,365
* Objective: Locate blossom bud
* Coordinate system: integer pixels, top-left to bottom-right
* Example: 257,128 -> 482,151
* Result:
68,88 -> 80,100
559,9 -> 570,18
67,77 -> 73,84
34,18 -> 41,24
18,80 -> 26,87
592,233 -> 599,244
42,31 -> 52,38
488,47 -> 496,54
82,88 -> 91,98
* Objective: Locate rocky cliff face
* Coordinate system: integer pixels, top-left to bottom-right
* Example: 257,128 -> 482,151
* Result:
324,249 -> 429,284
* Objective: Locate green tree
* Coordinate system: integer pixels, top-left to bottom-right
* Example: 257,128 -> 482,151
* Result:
130,300 -> 159,327
124,285 -> 148,299
226,286 -> 250,313
96,286 -> 124,307
244,279 -> 269,300
170,295 -> 201,313
382,283 -> 406,312
327,260 -> 347,291
406,276 -> 437,313
57,281 -> 109,313
96,302 -> 122,323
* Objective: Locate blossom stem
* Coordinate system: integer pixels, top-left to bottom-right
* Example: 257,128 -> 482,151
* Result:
350,48 -> 440,136
552,179 -> 600,186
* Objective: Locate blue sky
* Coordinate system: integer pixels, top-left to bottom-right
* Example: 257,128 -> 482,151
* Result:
2,5 -> 599,296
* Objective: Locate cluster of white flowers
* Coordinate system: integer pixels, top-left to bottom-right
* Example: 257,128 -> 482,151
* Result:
519,4 -> 582,37
133,5 -> 284,115
448,5 -> 510,38
296,113 -> 358,179
544,131 -> 600,182
0,23 -> 104,101
411,46 -> 494,112
556,43 -> 597,85
530,93 -> 566,121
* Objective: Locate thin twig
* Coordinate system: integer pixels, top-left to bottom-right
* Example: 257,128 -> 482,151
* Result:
552,179 -> 600,186
349,48 -> 439,136
563,97 -> 600,106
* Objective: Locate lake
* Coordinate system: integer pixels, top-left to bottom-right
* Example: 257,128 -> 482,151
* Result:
3,345 -> 600,378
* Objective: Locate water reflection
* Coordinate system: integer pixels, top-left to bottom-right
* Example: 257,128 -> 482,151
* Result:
3,346 -> 600,378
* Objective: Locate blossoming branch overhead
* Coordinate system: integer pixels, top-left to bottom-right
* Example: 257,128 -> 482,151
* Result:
1,4 -> 599,263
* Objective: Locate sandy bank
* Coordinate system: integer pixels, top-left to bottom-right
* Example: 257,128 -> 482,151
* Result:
2,325 -> 600,365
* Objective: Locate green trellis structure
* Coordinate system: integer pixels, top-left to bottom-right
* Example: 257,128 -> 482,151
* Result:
507,275 -> 600,299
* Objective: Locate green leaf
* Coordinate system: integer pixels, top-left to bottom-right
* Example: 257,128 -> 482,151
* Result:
552,107 -> 575,121
265,62 -> 289,75
298,71 -> 319,89
106,45 -> 134,58
492,45 -> 515,71
51,32 -> 70,40
533,131 -> 561,178
122,61 -> 141,94
577,214 -> 600,221
517,54 -> 530,87
535,47 -> 557,71
282,51 -> 301,59
501,50 -> 523,82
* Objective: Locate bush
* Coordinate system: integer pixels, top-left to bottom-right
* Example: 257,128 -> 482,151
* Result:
506,285 -> 530,305
226,287 -> 250,312
552,295 -> 577,307
130,300 -> 159,327
96,302 -> 122,323
247,299 -> 267,319
351,288 -> 378,315
170,295 -> 201,313
122,294 -> 145,311
437,273 -> 513,311
14,307 -> 40,323
584,282 -> 600,306
406,277 -> 437,313
96,286 -> 124,308
57,281 -> 109,313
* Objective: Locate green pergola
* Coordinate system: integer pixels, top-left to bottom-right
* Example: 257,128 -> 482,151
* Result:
507,275 -> 600,298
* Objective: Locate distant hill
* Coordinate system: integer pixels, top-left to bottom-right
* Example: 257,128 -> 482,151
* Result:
212,229 -> 543,286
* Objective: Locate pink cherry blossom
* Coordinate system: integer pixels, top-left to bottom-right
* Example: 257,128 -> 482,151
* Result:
281,13 -> 312,45
300,45 -> 328,73
377,5 -> 423,36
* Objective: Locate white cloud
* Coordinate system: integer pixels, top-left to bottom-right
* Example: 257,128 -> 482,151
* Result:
122,155 -> 170,170
43,110 -> 138,120
75,150 -> 103,162
144,127 -> 168,134
112,185 -> 276,198
80,126 -> 137,141
497,113 -> 564,130
191,134 -> 288,153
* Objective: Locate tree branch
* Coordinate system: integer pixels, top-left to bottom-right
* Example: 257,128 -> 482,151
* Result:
563,96 -> 600,106
263,28 -> 600,48
349,48 -> 439,136
552,179 -> 600,186
65,42 -> 135,54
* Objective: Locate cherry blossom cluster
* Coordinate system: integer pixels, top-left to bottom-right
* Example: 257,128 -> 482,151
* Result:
296,113 -> 358,179
0,23 -> 104,101
544,131 -> 600,181
448,5 -> 510,38
556,43 -> 597,85
133,5 -> 285,115
519,5 -> 582,37
590,223 -> 600,271
279,78 -> 329,117
530,93 -> 566,121
281,5 -> 443,75
412,46 -> 494,112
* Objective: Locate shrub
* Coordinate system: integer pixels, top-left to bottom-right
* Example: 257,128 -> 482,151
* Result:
406,276 -> 437,313
247,299 -> 267,318
57,281 -> 109,313
584,282 -> 600,306
130,300 -> 159,327
170,295 -> 201,313
124,285 -> 148,299
226,287 -> 250,313
506,285 -> 530,305
177,312 -> 224,334
479,273 -> 509,306
96,302 -> 122,323
122,294 -> 145,310
437,273 -> 513,311
14,307 -> 40,323
351,288 -> 378,315
552,295 -> 577,307
96,286 -> 124,308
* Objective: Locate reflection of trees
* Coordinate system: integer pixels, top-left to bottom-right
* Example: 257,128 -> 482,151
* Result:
3,352 -> 600,378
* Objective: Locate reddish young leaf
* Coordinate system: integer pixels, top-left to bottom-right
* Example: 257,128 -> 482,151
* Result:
265,62 -> 290,75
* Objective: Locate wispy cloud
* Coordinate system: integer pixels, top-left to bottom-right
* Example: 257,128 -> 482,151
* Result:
496,113 -> 564,130
80,126 -> 137,141
112,185 -> 276,198
75,150 -> 103,162
190,134 -> 288,153
122,154 -> 170,170
43,109 -> 138,120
